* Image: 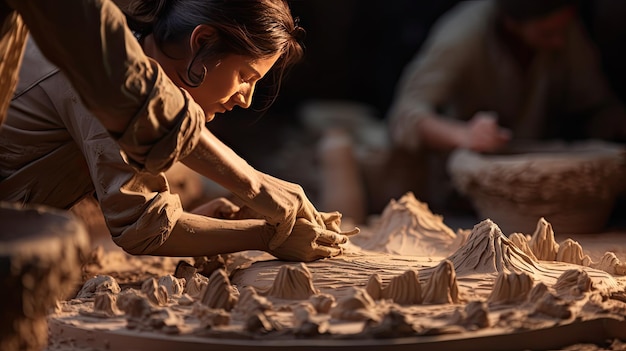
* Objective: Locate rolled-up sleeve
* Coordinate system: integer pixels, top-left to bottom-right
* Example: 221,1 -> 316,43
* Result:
114,63 -> 206,174
42,68 -> 184,255
7,0 -> 205,174
108,187 -> 183,255
77,105 -> 184,255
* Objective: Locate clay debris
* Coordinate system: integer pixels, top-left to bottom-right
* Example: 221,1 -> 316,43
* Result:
50,211 -> 626,347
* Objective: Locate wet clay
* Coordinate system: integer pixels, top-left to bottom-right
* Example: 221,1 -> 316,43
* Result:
47,203 -> 626,350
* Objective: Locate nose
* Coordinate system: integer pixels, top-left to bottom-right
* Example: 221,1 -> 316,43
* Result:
234,83 -> 255,109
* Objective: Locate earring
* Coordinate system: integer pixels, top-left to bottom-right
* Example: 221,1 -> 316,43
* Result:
193,64 -> 207,84
180,60 -> 207,88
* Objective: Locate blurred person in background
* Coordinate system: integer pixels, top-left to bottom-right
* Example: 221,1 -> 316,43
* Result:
386,0 -> 626,210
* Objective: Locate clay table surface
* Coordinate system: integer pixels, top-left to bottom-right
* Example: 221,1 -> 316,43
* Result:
44,211 -> 626,351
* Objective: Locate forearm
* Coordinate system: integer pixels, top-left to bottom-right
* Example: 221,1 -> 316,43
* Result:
181,127 -> 262,200
149,212 -> 272,257
181,125 -> 325,248
388,100 -> 464,152
416,113 -> 468,151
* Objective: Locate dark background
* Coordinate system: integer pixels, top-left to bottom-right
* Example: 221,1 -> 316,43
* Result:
211,0 -> 626,148
206,0 -> 626,220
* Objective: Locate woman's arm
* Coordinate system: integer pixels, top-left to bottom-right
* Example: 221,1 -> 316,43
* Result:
148,213 -> 348,262
9,0 -> 205,174
148,213 -> 270,257
181,127 -> 326,249
417,112 -> 511,152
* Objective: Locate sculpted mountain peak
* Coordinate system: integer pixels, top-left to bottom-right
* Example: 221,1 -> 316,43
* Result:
446,219 -> 542,276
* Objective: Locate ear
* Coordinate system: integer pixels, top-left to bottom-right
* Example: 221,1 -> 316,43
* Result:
189,24 -> 217,53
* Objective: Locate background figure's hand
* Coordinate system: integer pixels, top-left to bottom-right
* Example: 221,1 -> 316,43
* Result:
266,218 -> 355,262
190,197 -> 240,219
247,173 -> 327,250
464,112 -> 511,152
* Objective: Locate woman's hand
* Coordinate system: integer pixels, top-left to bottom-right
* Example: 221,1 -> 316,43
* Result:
265,218 -> 359,262
245,173 -> 328,250
181,129 -> 340,249
190,197 -> 241,219
319,211 -> 343,233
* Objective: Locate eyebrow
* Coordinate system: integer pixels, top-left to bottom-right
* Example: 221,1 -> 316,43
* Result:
242,61 -> 260,79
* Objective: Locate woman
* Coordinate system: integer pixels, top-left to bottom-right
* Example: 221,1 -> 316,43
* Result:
0,0 -> 356,261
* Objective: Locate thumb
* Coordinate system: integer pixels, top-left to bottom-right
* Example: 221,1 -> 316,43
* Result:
268,215 -> 296,250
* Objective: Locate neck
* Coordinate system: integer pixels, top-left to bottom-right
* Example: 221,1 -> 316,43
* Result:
141,35 -> 185,87
140,34 -> 159,59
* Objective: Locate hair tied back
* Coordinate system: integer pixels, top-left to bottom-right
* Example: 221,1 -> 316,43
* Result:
291,17 -> 306,42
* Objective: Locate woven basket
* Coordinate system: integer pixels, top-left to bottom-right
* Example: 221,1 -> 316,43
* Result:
447,140 -> 626,235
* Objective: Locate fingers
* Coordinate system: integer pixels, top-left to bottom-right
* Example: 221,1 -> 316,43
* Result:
302,198 -> 326,229
319,211 -> 342,232
341,227 -> 360,236
232,205 -> 263,220
466,112 -> 512,152
270,199 -> 325,250
268,212 -> 296,250
216,200 -> 241,219
313,245 -> 343,260
190,197 -> 240,218
317,229 -> 348,245
497,127 -> 512,141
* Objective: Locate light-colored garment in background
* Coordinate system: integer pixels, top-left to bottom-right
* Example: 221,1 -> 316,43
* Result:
387,0 -> 625,151
385,0 -> 626,209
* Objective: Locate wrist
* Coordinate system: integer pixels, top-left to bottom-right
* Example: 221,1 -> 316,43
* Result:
259,221 -> 276,251
448,123 -> 469,150
245,171 -> 263,200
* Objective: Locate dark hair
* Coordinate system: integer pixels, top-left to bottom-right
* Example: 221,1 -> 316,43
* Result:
124,0 -> 305,107
496,0 -> 578,22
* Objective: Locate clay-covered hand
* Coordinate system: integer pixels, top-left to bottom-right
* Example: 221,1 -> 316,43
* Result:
190,197 -> 241,219
318,211 -> 360,238
266,218 -> 356,262
246,173 -> 327,250
320,211 -> 343,232
464,112 -> 511,152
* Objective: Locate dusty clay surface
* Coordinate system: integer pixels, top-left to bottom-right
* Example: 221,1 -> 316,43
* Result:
46,193 -> 626,351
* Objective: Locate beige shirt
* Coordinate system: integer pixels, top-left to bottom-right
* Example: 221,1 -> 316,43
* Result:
2,0 -> 206,174
0,38 -> 183,254
387,0 -> 625,151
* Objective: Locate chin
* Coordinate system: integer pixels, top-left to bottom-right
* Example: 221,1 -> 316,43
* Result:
205,113 -> 216,123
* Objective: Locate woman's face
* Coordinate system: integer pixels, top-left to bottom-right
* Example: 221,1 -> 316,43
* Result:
186,53 -> 281,122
